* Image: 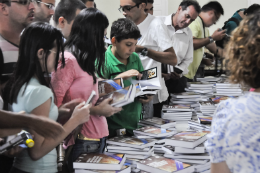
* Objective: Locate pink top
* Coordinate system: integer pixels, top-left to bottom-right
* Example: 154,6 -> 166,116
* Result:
51,52 -> 108,148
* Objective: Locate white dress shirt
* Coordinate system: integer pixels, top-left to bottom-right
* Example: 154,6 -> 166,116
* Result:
158,14 -> 194,75
137,13 -> 173,103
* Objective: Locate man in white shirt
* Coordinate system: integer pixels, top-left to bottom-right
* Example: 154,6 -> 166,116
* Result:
119,0 -> 177,118
144,0 -> 153,15
158,0 -> 200,107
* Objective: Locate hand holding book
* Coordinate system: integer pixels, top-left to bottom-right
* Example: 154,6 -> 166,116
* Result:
138,94 -> 154,103
91,98 -> 122,117
115,69 -> 142,80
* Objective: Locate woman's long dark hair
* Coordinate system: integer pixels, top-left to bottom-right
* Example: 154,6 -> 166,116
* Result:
64,8 -> 109,83
9,22 -> 65,104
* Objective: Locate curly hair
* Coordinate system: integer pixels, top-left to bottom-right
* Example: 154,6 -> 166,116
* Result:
226,12 -> 260,88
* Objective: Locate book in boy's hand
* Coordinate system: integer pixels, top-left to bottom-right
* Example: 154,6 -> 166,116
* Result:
139,67 -> 158,80
95,85 -> 136,107
137,155 -> 194,173
98,78 -> 124,95
73,153 -> 126,170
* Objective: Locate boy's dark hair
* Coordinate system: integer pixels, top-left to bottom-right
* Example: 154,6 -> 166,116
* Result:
133,0 -> 147,5
110,18 -> 142,42
201,1 -> 224,15
53,0 -> 86,25
180,0 -> 201,14
81,0 -> 93,3
244,4 -> 260,15
147,0 -> 154,3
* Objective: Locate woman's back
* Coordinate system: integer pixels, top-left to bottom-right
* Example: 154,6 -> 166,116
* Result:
206,92 -> 260,173
12,77 -> 58,173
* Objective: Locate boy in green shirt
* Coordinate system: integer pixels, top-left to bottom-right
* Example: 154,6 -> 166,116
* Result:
104,18 -> 153,138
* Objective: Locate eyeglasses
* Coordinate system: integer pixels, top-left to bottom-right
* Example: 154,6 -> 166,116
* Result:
36,1 -> 55,10
118,4 -> 140,13
3,0 -> 35,5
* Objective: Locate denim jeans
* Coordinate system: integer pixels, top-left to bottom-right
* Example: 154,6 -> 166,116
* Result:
68,137 -> 107,172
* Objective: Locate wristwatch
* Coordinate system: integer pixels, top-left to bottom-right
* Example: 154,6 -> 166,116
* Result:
208,36 -> 214,43
140,47 -> 148,56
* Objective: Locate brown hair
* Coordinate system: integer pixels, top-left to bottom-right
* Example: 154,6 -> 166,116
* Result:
226,12 -> 260,88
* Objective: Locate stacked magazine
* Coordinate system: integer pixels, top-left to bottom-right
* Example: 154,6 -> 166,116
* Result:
162,131 -> 211,171
199,101 -> 216,115
136,155 -> 194,173
215,83 -> 243,96
185,82 -> 214,94
133,126 -> 177,139
138,117 -> 176,129
106,136 -> 158,160
73,153 -> 129,173
161,105 -> 193,121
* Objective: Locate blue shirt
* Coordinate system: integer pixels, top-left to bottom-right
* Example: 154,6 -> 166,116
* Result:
12,77 -> 58,173
205,92 -> 260,173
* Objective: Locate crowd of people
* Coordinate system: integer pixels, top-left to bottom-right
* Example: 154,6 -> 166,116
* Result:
1,0 -> 260,172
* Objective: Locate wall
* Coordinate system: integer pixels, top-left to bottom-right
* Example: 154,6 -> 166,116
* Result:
168,0 -> 248,35
53,0 -> 249,35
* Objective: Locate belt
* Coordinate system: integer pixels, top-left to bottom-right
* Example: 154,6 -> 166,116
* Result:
77,133 -> 100,141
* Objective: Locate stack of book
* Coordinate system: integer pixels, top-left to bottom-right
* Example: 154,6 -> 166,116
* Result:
199,101 -> 216,115
188,120 -> 211,131
106,136 -> 158,160
138,117 -> 176,129
73,153 -> 130,173
215,83 -> 243,96
210,95 -> 238,106
161,105 -> 193,121
133,126 -> 177,139
136,155 -> 195,173
196,77 -> 221,82
162,131 -> 210,166
185,82 -> 214,94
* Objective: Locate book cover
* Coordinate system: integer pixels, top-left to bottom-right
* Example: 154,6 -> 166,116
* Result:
199,101 -> 215,107
98,78 -> 123,94
107,136 -> 157,146
140,117 -> 175,125
198,117 -> 212,124
138,156 -> 192,172
75,153 -> 124,165
210,96 -> 237,104
169,131 -> 210,142
135,126 -> 171,135
77,165 -> 129,173
163,105 -> 191,110
139,67 -> 157,80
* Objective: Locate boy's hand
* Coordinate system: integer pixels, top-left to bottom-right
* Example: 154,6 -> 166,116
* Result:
115,69 -> 142,80
138,95 -> 154,104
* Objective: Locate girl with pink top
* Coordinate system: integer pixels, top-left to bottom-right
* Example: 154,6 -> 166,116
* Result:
51,8 -> 122,171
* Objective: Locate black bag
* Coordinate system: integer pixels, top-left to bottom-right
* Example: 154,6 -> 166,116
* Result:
216,17 -> 240,48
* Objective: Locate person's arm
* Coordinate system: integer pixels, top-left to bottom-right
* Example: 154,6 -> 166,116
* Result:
28,99 -> 91,161
136,46 -> 177,66
0,110 -> 64,139
206,43 -> 224,57
90,98 -> 122,117
211,162 -> 231,173
193,29 -> 226,50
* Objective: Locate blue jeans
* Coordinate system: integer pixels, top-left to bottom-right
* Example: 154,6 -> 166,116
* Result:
68,137 -> 107,172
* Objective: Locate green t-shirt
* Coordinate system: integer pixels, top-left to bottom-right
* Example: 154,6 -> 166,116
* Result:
104,45 -> 144,138
185,17 -> 209,80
